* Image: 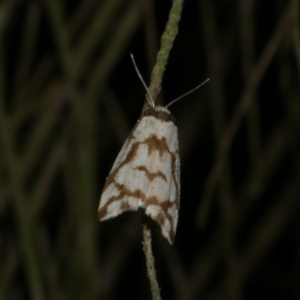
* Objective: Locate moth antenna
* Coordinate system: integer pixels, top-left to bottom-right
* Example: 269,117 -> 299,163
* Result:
166,78 -> 210,109
130,53 -> 155,107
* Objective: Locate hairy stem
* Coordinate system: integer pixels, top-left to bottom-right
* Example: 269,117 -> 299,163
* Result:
142,0 -> 185,299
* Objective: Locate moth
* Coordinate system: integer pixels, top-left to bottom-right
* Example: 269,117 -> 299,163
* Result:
98,54 -> 209,244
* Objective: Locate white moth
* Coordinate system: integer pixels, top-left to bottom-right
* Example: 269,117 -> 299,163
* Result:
98,104 -> 179,244
98,54 -> 209,244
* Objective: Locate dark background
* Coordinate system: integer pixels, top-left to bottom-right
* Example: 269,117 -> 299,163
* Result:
0,0 -> 299,299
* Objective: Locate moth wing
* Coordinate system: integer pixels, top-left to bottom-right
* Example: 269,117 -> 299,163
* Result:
140,116 -> 180,244
97,125 -> 140,220
98,106 -> 180,244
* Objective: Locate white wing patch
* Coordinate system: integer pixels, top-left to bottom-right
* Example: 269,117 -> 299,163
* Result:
98,106 -> 180,244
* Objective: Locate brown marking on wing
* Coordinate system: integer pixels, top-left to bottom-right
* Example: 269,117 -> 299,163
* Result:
141,135 -> 180,210
143,135 -> 170,157
97,206 -> 108,219
102,134 -> 178,202
147,194 -> 176,238
146,196 -> 176,243
120,201 -> 134,212
151,211 -> 175,244
102,142 -> 141,192
135,166 -> 167,182
98,181 -> 176,242
98,182 -> 145,219
97,182 -> 143,219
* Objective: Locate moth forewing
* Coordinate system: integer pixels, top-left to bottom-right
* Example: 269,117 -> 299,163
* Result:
98,106 -> 180,244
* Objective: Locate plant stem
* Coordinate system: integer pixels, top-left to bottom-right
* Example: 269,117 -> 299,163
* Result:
142,1 -> 185,299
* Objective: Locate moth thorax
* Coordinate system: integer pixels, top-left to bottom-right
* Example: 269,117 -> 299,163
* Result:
143,106 -> 175,123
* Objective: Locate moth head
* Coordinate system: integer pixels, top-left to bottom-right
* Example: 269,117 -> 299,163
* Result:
143,106 -> 175,123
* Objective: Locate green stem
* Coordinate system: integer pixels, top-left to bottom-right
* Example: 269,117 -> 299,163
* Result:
142,223 -> 161,300
148,0 -> 184,104
142,1 -> 185,299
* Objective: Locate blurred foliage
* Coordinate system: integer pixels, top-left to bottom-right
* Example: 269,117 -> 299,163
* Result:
0,0 -> 299,299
